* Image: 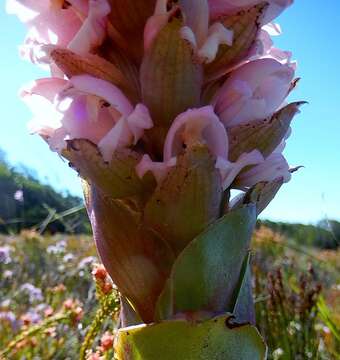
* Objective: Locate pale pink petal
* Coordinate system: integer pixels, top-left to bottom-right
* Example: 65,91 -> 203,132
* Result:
144,15 -> 171,51
68,0 -> 110,54
6,0 -> 47,22
180,26 -> 197,48
197,22 -> 233,63
31,10 -> 81,47
236,152 -> 291,188
21,77 -> 119,153
136,155 -> 177,183
25,94 -> 63,136
144,0 -> 178,51
20,40 -> 50,66
16,5 -> 83,65
21,78 -> 67,146
263,23 -> 282,36
213,79 -> 253,126
248,29 -> 295,66
126,104 -> 154,144
98,104 -> 153,162
39,9 -> 82,47
47,127 -> 68,152
163,106 -> 229,162
268,48 -> 294,65
97,118 -> 131,162
249,29 -> 273,59
60,95 -> 116,145
69,75 -> 133,116
180,0 -> 209,47
214,58 -> 295,127
20,77 -> 68,102
216,150 -> 264,190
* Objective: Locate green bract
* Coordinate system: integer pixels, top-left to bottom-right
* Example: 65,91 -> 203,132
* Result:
115,314 -> 267,360
156,205 -> 256,320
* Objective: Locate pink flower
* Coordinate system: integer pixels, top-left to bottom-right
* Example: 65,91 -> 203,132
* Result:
68,0 -> 111,55
136,155 -> 177,184
208,0 -> 293,25
11,0 -> 301,327
21,78 -> 67,143
252,25 -> 294,65
7,0 -> 83,63
7,0 -> 110,64
181,22 -> 234,64
235,152 -> 291,189
138,106 -> 264,189
213,58 -> 295,127
144,0 -> 179,51
100,331 -> 114,352
144,0 -> 233,63
163,106 -> 229,162
21,75 -> 153,161
216,151 -> 264,190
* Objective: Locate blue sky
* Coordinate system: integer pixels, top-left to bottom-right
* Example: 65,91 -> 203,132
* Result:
0,1 -> 339,223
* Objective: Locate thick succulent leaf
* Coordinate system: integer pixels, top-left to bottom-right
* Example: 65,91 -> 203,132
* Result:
62,139 -> 155,199
228,102 -> 305,162
205,3 -> 267,81
115,314 -> 267,360
141,19 -> 203,154
233,254 -> 256,324
48,47 -> 138,102
107,0 -> 155,62
144,145 -> 223,255
230,179 -> 283,215
156,205 -> 256,318
87,185 -> 175,323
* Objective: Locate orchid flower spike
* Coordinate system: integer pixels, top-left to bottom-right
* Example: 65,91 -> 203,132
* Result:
11,0 -> 301,338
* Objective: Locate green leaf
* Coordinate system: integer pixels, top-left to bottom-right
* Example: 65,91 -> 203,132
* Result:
115,314 -> 267,360
228,102 -> 305,162
156,205 -> 256,318
144,144 -> 223,255
233,254 -> 256,324
317,296 -> 340,343
86,185 -> 175,323
62,139 -> 155,200
205,3 -> 267,81
230,179 -> 284,216
140,18 -> 203,154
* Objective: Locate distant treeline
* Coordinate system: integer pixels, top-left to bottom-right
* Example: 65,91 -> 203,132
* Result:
0,151 -> 90,234
258,219 -> 340,250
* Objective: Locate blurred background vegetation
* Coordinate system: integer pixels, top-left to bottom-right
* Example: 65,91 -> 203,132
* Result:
0,149 -> 90,235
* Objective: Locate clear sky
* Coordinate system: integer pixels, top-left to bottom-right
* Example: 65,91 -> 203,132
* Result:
0,1 -> 339,223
